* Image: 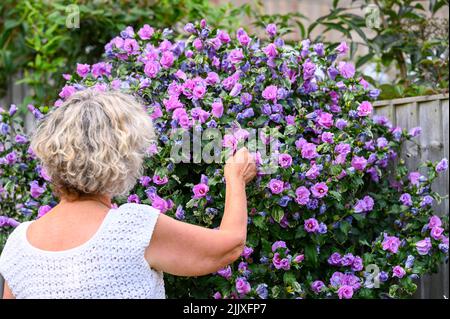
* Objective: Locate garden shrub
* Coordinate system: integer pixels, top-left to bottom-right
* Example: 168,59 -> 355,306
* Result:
1,20 -> 449,299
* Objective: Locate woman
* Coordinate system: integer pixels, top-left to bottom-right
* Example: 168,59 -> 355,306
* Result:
0,89 -> 256,299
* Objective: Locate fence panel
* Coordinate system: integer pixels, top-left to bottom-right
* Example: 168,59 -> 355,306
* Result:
374,94 -> 450,299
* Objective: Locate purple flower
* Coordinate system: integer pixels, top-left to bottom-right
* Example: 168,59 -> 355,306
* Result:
160,51 -> 175,68
301,143 -> 318,159
337,285 -> 354,299
217,30 -> 231,43
263,43 -> 278,58
341,253 -> 355,267
399,193 -> 413,206
193,183 -> 209,199
338,62 -> 355,79
15,134 -> 28,144
336,42 -> 349,55
420,195 -> 433,207
217,266 -> 232,279
428,215 -> 442,228
228,49 -> 244,64
392,266 -> 406,278
153,175 -> 169,185
416,237 -> 432,255
328,67 -> 339,80
175,205 -> 185,220
144,61 -> 160,78
0,216 -> 20,228
76,63 -> 90,78
436,158 -> 448,172
268,179 -> 284,194
293,254 -> 305,263
262,85 -> 278,101
229,83 -> 242,97
317,112 -> 333,129
304,218 -> 319,233
266,23 -> 277,37
357,101 -> 373,117
321,132 -> 334,144
193,38 -> 203,50
311,182 -> 328,198
237,28 -> 251,46
91,62 -> 112,78
213,292 -> 222,299
120,26 -> 134,38
278,153 -> 293,168
37,205 -> 52,218
59,85 -> 76,99
138,24 -> 154,39
123,38 -> 140,55
184,23 -> 195,33
302,60 -> 316,80
354,196 -> 374,213
272,253 -> 291,270
29,181 -> 45,199
223,134 -> 237,150
351,156 -> 367,171
127,194 -> 141,203
150,195 -> 171,213
256,283 -> 269,299
193,85 -> 207,99
377,137 -> 388,149
271,240 -> 287,252
314,43 -> 325,56
140,176 -> 152,187
351,256 -> 364,271
295,186 -> 311,205
241,246 -> 254,259
431,227 -> 444,240
409,172 -> 421,186
311,280 -> 325,294
8,104 -> 17,116
211,99 -> 224,118
335,119 -> 348,130
382,235 -> 401,254
318,223 -> 328,234
409,127 -> 422,137
306,164 -> 321,180
328,252 -> 342,266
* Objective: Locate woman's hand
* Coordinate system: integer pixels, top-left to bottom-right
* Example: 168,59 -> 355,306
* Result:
224,147 -> 257,184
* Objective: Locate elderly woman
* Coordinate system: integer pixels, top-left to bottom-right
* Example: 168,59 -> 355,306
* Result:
0,89 -> 256,299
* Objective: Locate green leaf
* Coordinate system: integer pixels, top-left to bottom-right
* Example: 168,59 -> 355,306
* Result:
271,207 -> 284,224
329,190 -> 343,202
283,272 -> 297,286
305,244 -> 318,266
339,220 -> 351,235
253,215 -> 267,230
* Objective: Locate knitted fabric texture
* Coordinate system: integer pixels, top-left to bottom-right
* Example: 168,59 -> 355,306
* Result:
0,203 -> 165,299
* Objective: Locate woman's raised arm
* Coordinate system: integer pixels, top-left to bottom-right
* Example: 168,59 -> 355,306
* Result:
145,148 -> 256,276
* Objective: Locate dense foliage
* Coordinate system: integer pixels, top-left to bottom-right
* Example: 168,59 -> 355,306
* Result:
1,20 -> 448,299
0,0 -> 253,107
309,0 -> 449,99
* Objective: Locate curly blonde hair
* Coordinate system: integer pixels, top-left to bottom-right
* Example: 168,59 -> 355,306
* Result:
30,89 -> 155,200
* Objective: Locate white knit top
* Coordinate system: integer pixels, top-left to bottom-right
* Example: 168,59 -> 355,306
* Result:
0,203 -> 165,299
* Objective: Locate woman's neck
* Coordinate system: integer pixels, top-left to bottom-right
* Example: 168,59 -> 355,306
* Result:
59,194 -> 113,209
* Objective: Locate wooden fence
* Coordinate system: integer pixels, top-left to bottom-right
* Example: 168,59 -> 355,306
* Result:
374,94 -> 450,299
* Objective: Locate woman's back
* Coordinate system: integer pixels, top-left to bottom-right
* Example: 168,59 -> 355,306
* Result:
0,203 -> 165,299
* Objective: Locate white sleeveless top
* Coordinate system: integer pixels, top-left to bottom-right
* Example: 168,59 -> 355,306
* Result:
0,203 -> 165,299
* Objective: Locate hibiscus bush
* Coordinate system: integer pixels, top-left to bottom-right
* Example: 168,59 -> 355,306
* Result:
1,20 -> 449,299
